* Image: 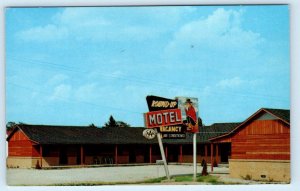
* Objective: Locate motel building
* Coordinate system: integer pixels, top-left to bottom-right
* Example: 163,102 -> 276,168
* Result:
6,108 -> 290,182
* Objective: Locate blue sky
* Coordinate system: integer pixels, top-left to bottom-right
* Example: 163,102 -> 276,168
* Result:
5,5 -> 290,127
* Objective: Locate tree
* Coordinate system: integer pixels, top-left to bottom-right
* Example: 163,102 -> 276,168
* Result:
88,123 -> 97,128
103,115 -> 131,128
6,122 -> 17,132
198,117 -> 203,127
104,115 -> 118,127
116,121 -> 130,127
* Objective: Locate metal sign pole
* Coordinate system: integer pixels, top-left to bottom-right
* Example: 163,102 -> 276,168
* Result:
193,133 -> 197,181
157,132 -> 170,180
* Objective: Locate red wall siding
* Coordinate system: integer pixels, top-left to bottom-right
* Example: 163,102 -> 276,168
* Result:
8,130 -> 35,157
231,120 -> 290,160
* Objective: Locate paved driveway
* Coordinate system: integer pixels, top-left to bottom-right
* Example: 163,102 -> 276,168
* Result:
7,164 -> 228,185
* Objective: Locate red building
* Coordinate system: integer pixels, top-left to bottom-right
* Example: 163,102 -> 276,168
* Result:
6,108 -> 290,182
6,123 -> 236,168
209,108 -> 290,182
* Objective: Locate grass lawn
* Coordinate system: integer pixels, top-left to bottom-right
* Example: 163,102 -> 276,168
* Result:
48,175 -> 223,186
173,175 -> 222,184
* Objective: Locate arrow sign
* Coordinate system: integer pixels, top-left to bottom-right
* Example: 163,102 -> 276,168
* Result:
146,95 -> 178,111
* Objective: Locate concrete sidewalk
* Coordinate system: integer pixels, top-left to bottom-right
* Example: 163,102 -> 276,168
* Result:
7,164 -> 229,186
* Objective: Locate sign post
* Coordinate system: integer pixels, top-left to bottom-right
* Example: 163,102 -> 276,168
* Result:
156,131 -> 170,180
176,97 -> 199,182
144,95 -> 200,181
193,133 -> 197,181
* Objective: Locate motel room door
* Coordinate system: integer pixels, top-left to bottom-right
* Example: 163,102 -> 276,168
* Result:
167,145 -> 179,162
129,150 -> 136,163
59,147 -> 68,165
144,146 -> 150,163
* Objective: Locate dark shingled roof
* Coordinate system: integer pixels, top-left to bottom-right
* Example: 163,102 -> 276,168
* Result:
199,123 -> 242,142
8,123 -> 240,145
8,108 -> 288,145
263,108 -> 290,123
12,124 -> 156,145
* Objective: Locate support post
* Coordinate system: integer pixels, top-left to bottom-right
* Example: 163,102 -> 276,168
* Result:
165,145 -> 168,161
205,144 -> 208,158
193,133 -> 197,181
216,144 -> 219,165
179,145 -> 183,163
115,145 -> 118,164
210,143 -> 214,172
80,145 -> 84,165
39,145 -> 43,168
149,145 -> 152,163
157,132 -> 170,180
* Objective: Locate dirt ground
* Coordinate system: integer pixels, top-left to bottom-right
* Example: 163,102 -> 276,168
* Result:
6,164 -> 254,186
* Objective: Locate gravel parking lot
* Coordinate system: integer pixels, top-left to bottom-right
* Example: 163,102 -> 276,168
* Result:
7,164 -> 229,186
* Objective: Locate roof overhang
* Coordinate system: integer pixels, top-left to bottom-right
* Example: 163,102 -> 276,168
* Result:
6,124 -> 39,144
209,108 -> 290,142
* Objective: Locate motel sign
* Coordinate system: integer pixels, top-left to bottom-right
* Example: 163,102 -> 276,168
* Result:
145,109 -> 182,128
144,108 -> 182,128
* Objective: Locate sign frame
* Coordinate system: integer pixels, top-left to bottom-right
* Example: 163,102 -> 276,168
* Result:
144,108 -> 182,128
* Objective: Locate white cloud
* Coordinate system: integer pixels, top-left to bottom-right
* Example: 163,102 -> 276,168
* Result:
87,69 -> 125,82
110,70 -> 124,78
165,8 -> 264,56
54,8 -> 110,27
217,77 -> 243,89
14,8 -> 150,42
47,74 -> 69,86
216,77 -> 261,90
49,84 -> 72,101
16,7 -> 197,43
201,77 -> 261,99
16,8 -> 110,42
17,24 -> 68,42
75,83 -> 98,101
